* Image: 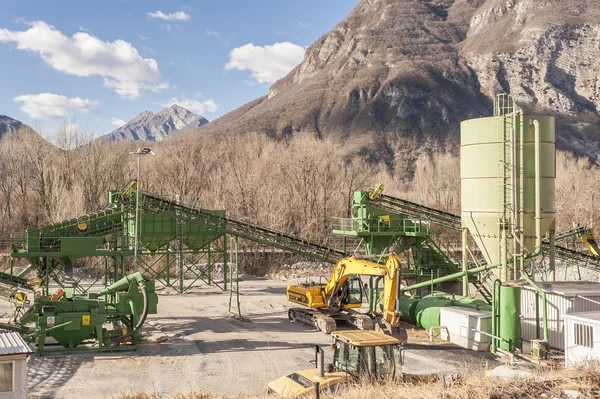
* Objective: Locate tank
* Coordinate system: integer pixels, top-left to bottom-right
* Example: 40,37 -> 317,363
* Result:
461,97 -> 555,281
415,295 -> 454,330
498,285 -> 522,351
398,296 -> 421,325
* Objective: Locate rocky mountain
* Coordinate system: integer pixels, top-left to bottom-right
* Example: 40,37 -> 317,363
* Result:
0,114 -> 44,142
190,0 -> 600,171
0,115 -> 24,139
106,105 -> 209,142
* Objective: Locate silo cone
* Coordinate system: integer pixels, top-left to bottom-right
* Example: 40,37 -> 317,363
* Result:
498,286 -> 522,351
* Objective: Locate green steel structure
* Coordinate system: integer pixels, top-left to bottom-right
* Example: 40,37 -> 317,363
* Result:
8,182 -> 345,297
332,190 -> 455,274
370,191 -> 600,273
332,188 -> 474,311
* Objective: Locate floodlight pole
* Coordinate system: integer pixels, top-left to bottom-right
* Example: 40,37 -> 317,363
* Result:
129,148 -> 155,271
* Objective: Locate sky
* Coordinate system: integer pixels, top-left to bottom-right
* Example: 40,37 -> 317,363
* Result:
0,0 -> 357,136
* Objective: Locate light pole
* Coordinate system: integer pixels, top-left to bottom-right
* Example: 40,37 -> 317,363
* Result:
128,148 -> 155,269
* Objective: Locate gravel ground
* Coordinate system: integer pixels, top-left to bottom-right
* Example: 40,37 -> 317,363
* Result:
0,276 -> 499,398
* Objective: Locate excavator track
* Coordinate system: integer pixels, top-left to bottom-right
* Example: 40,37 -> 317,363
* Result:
347,312 -> 375,330
288,308 -> 337,334
288,308 -> 376,334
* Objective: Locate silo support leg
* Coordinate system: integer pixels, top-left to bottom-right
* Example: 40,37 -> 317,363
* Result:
462,228 -> 469,297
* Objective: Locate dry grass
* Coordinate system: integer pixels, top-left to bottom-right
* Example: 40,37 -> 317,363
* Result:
110,362 -> 600,399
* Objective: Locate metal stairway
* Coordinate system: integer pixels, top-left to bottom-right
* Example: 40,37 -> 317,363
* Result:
140,193 -> 345,264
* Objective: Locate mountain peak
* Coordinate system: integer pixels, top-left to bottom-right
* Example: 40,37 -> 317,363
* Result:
105,106 -> 208,143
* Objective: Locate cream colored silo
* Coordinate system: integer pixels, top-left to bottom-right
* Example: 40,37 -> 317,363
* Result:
460,96 -> 555,282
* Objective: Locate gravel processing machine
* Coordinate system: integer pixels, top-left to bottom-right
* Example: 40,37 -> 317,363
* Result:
20,272 -> 157,354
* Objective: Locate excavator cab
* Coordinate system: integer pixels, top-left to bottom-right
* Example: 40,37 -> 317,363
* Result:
337,275 -> 363,307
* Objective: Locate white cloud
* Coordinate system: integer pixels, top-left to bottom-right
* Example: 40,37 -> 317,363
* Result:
13,93 -> 98,119
206,29 -> 232,45
111,118 -> 126,126
0,21 -> 165,99
168,61 -> 176,66
293,21 -> 311,29
138,33 -> 150,40
225,42 -> 305,84
147,11 -> 191,21
162,24 -> 183,32
164,97 -> 218,115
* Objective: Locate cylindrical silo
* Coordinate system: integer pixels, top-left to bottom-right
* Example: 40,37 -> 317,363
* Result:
460,95 -> 555,282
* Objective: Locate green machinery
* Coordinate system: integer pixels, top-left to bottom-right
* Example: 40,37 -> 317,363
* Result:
21,272 -> 157,354
9,180 -> 344,298
332,185 -> 487,313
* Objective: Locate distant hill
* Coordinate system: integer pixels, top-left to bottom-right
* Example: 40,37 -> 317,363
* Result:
189,0 -> 600,170
0,114 -> 45,142
0,115 -> 24,139
105,105 -> 209,142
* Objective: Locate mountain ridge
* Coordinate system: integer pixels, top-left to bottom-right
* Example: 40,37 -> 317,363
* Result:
106,104 -> 209,142
187,0 -> 600,170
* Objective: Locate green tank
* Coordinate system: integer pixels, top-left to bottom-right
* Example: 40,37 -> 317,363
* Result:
415,295 -> 454,330
398,296 -> 421,325
412,292 -> 491,330
498,285 -> 522,351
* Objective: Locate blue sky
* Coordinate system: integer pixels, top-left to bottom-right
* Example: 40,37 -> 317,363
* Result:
0,0 -> 357,136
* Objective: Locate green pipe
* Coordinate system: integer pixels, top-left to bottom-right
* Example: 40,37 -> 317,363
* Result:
400,262 -> 499,294
491,279 -> 501,353
462,228 -> 469,296
43,320 -> 74,334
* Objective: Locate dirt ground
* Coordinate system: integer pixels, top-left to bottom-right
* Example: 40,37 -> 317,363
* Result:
0,275 -> 500,399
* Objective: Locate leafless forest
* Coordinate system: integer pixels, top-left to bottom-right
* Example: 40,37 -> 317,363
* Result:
0,124 -> 597,247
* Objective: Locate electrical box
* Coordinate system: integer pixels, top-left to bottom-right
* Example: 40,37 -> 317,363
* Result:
564,312 -> 600,365
440,306 -> 492,351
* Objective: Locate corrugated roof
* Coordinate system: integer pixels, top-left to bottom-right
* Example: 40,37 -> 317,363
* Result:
521,281 -> 600,297
0,332 -> 34,356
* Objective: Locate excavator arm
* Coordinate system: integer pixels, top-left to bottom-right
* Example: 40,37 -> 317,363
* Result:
323,257 -> 387,307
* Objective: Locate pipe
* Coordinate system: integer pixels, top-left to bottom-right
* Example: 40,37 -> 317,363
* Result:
511,110 -> 518,275
428,326 -> 449,343
518,109 -> 525,279
110,284 -> 149,343
469,327 -> 506,343
400,262 -> 499,295
491,279 -> 501,353
549,226 -> 556,281
462,228 -> 469,296
518,119 -> 548,343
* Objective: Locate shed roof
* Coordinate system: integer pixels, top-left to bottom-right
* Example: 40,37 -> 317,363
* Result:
564,311 -> 600,323
521,281 -> 600,297
0,332 -> 34,356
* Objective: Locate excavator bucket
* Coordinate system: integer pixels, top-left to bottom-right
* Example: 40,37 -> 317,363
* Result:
375,320 -> 408,344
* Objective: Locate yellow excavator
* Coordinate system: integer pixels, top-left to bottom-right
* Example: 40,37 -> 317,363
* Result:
287,253 -> 406,341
